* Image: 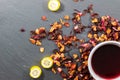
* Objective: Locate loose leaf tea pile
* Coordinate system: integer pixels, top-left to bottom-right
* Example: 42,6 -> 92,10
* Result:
29,4 -> 120,80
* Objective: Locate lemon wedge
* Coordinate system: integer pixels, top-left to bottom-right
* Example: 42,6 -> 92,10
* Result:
29,66 -> 42,79
41,57 -> 53,68
48,0 -> 61,11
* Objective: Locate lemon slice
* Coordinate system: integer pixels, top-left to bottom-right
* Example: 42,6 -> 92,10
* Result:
41,57 -> 53,68
48,0 -> 61,11
29,66 -> 42,79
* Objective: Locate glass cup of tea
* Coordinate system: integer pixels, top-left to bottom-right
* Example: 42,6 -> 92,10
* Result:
88,41 -> 120,80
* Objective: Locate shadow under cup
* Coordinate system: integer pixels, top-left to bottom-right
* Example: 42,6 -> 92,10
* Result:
88,41 -> 120,80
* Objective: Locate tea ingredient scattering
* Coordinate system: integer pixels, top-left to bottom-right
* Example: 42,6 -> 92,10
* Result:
29,4 -> 120,80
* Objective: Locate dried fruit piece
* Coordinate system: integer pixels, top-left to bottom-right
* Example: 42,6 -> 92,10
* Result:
29,38 -> 36,44
73,54 -> 78,59
54,60 -> 61,66
57,42 -> 65,52
40,47 -> 44,53
36,40 -> 42,46
113,32 -> 119,40
87,33 -> 93,38
35,28 -> 40,35
41,57 -> 53,68
52,68 -> 57,74
117,26 -> 120,31
71,63 -> 77,70
74,75 -> 79,80
57,67 -> 62,73
74,24 -> 84,33
91,25 -> 97,31
106,28 -> 111,34
41,16 -> 47,21
91,18 -> 98,23
64,22 -> 70,27
64,15 -> 70,20
111,21 -> 117,26
29,66 -> 42,79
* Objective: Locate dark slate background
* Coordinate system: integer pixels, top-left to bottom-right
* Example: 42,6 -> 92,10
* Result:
0,0 -> 120,80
